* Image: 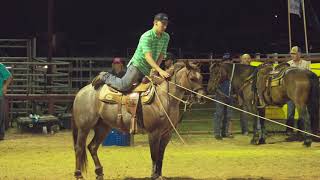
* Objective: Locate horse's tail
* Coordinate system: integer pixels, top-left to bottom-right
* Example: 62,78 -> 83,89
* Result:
71,104 -> 88,172
308,72 -> 319,134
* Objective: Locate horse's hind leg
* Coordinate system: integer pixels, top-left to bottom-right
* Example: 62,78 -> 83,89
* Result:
297,105 -> 312,147
88,120 -> 111,180
74,128 -> 90,179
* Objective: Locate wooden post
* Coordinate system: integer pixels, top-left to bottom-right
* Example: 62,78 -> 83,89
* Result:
47,0 -> 54,92
288,0 -> 292,51
302,0 -> 309,54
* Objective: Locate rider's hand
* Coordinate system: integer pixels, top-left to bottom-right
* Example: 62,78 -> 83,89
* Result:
159,69 -> 171,79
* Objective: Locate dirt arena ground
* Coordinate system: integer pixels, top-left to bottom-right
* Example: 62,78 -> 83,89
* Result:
0,128 -> 319,180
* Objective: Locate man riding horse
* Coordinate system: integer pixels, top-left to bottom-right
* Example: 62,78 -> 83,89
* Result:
72,13 -> 206,180
92,13 -> 171,91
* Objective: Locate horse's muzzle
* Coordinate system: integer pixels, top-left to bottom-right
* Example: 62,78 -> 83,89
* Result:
196,89 -> 207,104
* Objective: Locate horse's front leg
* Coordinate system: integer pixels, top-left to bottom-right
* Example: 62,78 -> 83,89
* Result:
258,108 -> 267,144
148,131 -> 161,180
155,132 -> 172,180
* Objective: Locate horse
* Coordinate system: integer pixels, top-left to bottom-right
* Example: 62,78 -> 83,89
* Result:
72,61 -> 206,180
207,62 -> 319,147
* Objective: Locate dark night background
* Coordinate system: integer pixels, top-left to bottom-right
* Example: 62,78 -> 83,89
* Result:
1,0 -> 320,57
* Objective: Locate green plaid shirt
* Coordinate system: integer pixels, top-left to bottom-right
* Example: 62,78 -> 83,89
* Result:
128,28 -> 170,75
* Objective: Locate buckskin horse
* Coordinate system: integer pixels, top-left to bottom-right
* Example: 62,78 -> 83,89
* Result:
207,62 -> 319,147
72,61 -> 205,180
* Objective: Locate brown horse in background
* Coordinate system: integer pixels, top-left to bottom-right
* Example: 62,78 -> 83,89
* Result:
72,61 -> 205,180
207,62 -> 319,147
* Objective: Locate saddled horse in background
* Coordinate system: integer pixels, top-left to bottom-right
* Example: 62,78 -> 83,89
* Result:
207,62 -> 319,147
72,61 -> 206,180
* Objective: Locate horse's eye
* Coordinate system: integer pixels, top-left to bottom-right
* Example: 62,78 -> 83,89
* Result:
190,77 -> 197,82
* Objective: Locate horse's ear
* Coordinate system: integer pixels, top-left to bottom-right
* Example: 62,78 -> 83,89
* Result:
209,60 -> 220,71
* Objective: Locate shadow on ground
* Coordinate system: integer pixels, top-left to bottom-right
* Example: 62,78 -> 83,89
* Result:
121,177 -> 272,180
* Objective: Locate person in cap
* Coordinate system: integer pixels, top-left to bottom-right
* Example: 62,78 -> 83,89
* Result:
222,53 -> 232,63
240,54 -> 252,65
286,46 -> 311,140
287,46 -> 310,69
0,63 -> 13,141
92,13 -> 170,91
111,57 -> 126,78
213,53 -> 233,140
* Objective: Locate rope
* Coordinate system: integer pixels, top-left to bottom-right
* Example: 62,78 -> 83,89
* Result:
148,73 -> 320,140
145,75 -> 189,144
153,84 -> 187,144
166,80 -> 320,139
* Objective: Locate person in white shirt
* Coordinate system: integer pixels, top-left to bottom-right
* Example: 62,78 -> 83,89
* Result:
286,46 -> 311,141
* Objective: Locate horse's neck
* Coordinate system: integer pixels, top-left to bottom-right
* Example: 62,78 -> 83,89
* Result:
156,79 -> 185,107
226,63 -> 256,91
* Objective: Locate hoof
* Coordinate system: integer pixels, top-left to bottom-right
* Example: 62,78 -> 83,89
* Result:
250,138 -> 259,145
303,139 -> 312,148
258,138 -> 266,145
95,167 -> 104,180
154,176 -> 166,180
74,171 -> 83,180
152,174 -> 163,180
96,175 -> 104,180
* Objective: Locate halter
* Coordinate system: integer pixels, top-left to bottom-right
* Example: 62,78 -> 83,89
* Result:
173,66 -> 204,93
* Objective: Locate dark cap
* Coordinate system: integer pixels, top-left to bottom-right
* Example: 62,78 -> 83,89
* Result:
154,13 -> 169,22
112,57 -> 123,64
222,53 -> 232,60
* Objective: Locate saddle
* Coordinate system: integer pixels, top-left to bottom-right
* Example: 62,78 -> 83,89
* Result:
98,82 -> 155,134
249,63 -> 294,106
266,65 -> 295,87
263,66 -> 296,104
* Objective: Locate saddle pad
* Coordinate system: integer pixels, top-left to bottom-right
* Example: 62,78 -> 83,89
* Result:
99,84 -> 155,104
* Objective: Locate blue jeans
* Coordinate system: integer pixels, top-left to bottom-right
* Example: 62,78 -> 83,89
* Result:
239,106 -> 249,134
213,96 -> 232,136
286,100 -> 303,132
104,65 -> 144,91
0,97 -> 5,138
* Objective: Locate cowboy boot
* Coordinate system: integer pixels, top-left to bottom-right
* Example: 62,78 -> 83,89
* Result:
92,72 -> 109,89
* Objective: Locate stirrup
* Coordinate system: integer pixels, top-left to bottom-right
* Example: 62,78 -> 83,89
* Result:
257,102 -> 266,108
257,105 -> 266,109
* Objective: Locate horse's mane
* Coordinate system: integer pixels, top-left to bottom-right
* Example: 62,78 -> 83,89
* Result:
173,62 -> 186,72
165,62 -> 186,77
